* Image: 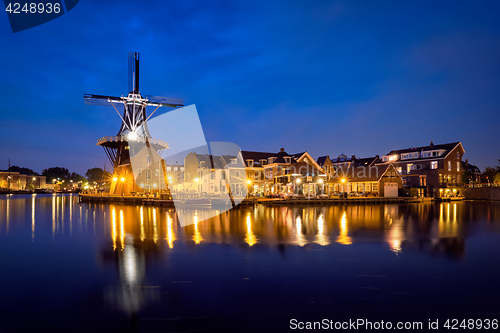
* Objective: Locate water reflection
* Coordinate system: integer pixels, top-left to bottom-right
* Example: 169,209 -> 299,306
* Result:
337,211 -> 352,245
245,212 -> 258,246
2,195 -> 500,320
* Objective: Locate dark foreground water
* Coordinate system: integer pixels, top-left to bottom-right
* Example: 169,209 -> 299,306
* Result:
1,194 -> 500,332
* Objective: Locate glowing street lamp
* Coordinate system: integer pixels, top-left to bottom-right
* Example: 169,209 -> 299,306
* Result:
112,177 -> 118,182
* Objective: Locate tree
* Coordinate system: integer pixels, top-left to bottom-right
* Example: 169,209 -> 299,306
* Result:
86,168 -> 111,183
42,167 -> 70,183
8,165 -> 38,175
481,167 -> 497,183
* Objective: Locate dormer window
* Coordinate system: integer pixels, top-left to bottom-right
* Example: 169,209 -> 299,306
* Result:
268,157 -> 276,164
247,159 -> 254,167
284,157 -> 291,164
260,159 -> 267,165
231,159 -> 237,164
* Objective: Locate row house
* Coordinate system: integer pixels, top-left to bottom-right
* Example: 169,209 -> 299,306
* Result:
327,164 -> 402,197
377,141 -> 465,198
241,148 -> 325,196
183,152 -> 247,197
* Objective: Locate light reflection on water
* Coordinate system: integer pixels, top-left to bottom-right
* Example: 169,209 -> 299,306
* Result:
1,194 -> 500,332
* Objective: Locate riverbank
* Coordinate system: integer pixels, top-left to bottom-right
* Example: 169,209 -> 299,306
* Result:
78,193 -> 441,207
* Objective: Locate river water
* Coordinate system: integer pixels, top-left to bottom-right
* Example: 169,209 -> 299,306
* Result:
1,194 -> 500,332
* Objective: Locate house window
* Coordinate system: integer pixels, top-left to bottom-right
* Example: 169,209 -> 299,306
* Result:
372,183 -> 378,191
365,183 -> 371,192
247,160 -> 254,167
235,170 -> 240,178
448,161 -> 451,171
211,172 -> 215,179
137,168 -> 142,175
396,167 -> 402,174
456,152 -> 459,159
431,161 -> 438,169
221,172 -> 226,180
284,157 -> 291,164
456,161 -> 460,172
146,155 -> 151,164
146,169 -> 152,180
407,164 -> 413,174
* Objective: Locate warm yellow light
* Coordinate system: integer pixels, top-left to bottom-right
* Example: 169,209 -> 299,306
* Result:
341,178 -> 346,183
296,178 -> 301,183
120,177 -> 125,182
318,178 -> 323,184
247,179 -> 252,185
167,176 -> 172,183
33,177 -> 36,181
112,177 -> 118,182
194,178 -> 199,182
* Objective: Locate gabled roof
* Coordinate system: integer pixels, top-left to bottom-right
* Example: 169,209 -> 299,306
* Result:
241,151 -> 278,161
387,142 -> 462,157
462,161 -> 481,173
316,156 -> 329,166
352,156 -> 380,167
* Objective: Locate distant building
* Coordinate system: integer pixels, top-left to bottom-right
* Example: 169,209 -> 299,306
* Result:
0,171 -> 46,190
378,141 -> 465,197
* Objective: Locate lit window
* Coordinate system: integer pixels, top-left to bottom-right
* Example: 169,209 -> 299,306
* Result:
407,164 -> 413,174
431,161 -> 438,169
456,161 -> 460,172
448,161 -> 451,171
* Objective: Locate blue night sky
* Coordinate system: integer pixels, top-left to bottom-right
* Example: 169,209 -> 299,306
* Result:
1,0 -> 499,175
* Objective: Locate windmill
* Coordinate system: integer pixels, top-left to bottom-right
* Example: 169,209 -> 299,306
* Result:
84,52 -> 183,194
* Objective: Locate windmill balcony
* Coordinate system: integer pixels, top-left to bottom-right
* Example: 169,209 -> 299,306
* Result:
97,135 -> 169,149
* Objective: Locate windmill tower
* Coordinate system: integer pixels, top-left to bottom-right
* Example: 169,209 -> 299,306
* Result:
84,52 -> 183,195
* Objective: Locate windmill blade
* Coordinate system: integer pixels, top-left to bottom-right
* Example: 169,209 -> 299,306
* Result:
128,52 -> 139,94
144,95 -> 184,108
84,94 -> 124,106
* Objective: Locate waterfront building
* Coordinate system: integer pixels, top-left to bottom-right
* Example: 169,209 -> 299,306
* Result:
377,141 -> 465,198
462,159 -> 481,183
327,164 -> 402,197
0,171 -> 46,190
241,148 -> 324,196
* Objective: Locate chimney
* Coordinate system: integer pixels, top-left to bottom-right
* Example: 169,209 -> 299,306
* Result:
465,159 -> 468,165
430,141 -> 434,147
351,155 -> 356,161
280,148 -> 285,152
